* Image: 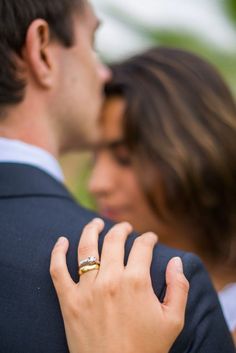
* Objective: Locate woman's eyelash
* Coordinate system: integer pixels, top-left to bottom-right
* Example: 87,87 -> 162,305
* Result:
113,154 -> 132,166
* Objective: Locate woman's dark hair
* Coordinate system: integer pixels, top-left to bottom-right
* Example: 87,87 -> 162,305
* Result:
105,47 -> 236,265
0,0 -> 84,109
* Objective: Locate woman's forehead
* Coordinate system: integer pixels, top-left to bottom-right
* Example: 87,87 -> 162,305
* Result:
100,97 -> 126,140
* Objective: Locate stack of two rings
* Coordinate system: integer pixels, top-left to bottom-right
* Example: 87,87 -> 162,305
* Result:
79,256 -> 100,276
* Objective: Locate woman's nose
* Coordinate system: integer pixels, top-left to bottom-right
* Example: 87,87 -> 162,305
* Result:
88,155 -> 115,196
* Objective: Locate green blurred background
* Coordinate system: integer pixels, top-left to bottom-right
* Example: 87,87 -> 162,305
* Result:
61,0 -> 236,209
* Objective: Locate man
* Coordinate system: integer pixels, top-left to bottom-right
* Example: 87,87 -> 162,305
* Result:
0,0 -> 234,352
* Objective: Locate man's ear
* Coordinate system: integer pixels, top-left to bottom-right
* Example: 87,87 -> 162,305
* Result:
22,19 -> 55,88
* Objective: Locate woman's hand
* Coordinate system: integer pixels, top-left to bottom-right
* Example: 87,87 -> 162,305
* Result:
50,218 -> 189,353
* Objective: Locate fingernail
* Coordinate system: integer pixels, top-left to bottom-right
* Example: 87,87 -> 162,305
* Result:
92,218 -> 103,224
150,232 -> 158,242
146,232 -> 158,243
57,237 -> 66,245
173,257 -> 183,273
121,222 -> 133,231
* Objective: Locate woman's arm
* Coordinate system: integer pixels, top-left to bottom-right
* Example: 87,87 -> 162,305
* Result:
232,329 -> 236,346
50,218 -> 189,353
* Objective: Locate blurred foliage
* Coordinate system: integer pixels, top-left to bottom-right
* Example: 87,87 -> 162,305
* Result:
74,155 -> 97,210
145,30 -> 236,92
223,0 -> 236,25
60,152 -> 96,209
102,1 -> 236,93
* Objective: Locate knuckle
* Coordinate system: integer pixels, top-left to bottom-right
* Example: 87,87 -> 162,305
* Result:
97,276 -> 121,297
49,267 -> 57,280
84,223 -> 97,233
51,246 -> 61,257
64,297 -> 81,320
104,230 -> 117,244
79,244 -> 94,258
170,315 -> 184,332
79,291 -> 93,308
49,262 -> 60,279
176,275 -> 190,294
125,270 -> 146,290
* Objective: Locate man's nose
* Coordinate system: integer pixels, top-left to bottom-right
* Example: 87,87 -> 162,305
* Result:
99,62 -> 112,84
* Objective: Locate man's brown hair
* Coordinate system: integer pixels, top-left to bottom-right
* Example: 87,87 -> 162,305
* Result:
0,0 -> 84,109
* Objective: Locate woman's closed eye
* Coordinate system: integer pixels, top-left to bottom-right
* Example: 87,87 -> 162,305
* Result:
90,140 -> 132,167
108,142 -> 132,167
112,148 -> 132,166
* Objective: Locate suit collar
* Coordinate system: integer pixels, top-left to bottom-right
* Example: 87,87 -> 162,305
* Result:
0,163 -> 73,199
0,138 -> 64,183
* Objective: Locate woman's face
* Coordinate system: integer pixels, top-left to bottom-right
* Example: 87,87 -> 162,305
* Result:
88,96 -> 159,233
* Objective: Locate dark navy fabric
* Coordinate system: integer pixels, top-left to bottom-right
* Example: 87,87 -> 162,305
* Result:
0,163 -> 234,353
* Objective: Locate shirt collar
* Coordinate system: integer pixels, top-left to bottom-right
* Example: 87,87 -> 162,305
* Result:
0,137 -> 64,183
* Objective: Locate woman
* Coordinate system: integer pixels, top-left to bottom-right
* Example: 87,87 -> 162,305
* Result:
50,219 -> 189,353
88,47 -> 236,342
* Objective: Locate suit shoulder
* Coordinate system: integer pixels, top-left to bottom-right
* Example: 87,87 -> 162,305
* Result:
149,248 -> 235,352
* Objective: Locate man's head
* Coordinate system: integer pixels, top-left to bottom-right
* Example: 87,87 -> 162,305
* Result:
0,0 -> 110,154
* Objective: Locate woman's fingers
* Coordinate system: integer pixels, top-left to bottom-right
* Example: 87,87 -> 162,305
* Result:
50,227 -> 190,353
99,222 -> 133,274
78,218 -> 104,284
126,232 -> 158,279
50,237 -> 75,301
162,257 -> 189,328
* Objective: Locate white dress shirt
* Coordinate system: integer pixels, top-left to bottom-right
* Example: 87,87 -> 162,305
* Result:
219,283 -> 236,332
0,137 -> 64,183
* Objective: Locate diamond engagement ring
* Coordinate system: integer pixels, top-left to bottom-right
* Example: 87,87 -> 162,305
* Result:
78,256 -> 100,276
79,256 -> 100,268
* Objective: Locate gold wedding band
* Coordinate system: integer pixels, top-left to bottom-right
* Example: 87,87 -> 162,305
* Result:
79,263 -> 100,276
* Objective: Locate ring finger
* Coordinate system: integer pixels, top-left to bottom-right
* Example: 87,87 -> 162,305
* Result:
78,218 -> 104,285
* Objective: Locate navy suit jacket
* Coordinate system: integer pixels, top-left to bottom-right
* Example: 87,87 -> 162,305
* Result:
0,163 -> 234,352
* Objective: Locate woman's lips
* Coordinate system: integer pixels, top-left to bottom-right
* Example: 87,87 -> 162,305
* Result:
99,207 -> 123,220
